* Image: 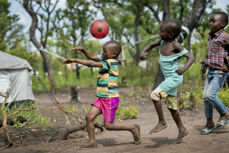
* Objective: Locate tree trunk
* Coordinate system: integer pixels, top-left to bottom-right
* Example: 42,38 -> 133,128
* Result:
163,0 -> 170,20
23,0 -> 56,93
134,3 -> 143,64
153,63 -> 165,90
134,9 -> 140,63
183,0 -> 207,31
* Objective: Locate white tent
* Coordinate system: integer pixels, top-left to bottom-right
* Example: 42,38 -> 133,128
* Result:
0,51 -> 35,105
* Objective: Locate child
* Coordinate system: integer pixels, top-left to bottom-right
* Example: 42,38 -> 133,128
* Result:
200,12 -> 229,135
64,40 -> 142,148
140,19 -> 194,144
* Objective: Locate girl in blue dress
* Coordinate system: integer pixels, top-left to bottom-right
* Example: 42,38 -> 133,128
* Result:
140,19 -> 194,144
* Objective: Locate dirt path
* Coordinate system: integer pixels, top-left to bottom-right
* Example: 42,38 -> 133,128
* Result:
1,87 -> 229,153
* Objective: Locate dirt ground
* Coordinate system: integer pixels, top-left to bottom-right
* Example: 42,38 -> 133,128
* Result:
1,87 -> 229,153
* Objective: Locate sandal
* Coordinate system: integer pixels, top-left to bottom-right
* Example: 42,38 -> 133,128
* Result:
201,126 -> 216,135
216,119 -> 229,128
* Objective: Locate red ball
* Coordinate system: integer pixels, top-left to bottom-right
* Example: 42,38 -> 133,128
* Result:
89,19 -> 109,39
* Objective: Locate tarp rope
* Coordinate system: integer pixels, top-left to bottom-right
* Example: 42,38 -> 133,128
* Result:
34,73 -> 65,112
37,25 -> 190,61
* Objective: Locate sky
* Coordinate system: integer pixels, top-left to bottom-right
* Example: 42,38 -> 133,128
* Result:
8,0 -> 229,46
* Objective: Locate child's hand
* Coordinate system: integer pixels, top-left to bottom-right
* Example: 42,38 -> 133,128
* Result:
200,60 -> 207,74
71,47 -> 85,52
222,64 -> 229,72
63,58 -> 75,64
140,52 -> 147,60
176,67 -> 185,75
200,67 -> 206,74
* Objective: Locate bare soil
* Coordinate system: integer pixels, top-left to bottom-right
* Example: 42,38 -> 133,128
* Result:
1,87 -> 229,153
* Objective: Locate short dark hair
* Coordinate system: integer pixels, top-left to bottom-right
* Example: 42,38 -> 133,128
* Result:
162,19 -> 181,38
104,40 -> 122,58
212,12 -> 228,27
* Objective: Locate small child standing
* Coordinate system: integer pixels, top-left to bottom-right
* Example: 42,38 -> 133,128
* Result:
64,41 -> 142,148
200,12 -> 229,134
140,19 -> 194,144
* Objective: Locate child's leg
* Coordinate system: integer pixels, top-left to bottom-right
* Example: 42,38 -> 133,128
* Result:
204,101 -> 215,128
168,108 -> 188,144
150,99 -> 167,132
85,106 -> 102,147
101,97 -> 142,144
167,96 -> 188,143
104,122 -> 142,144
203,72 -> 229,127
202,72 -> 215,129
150,87 -> 167,133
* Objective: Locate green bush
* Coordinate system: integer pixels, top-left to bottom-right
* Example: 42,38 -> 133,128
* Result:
179,84 -> 229,107
218,88 -> 229,106
0,102 -> 50,126
116,103 -> 139,120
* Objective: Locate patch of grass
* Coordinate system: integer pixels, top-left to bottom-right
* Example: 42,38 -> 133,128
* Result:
177,85 -> 204,109
116,102 -> 139,120
0,102 -> 50,126
218,88 -> 229,106
127,92 -> 135,97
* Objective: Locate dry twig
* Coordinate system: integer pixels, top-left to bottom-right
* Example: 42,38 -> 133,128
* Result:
0,91 -> 36,149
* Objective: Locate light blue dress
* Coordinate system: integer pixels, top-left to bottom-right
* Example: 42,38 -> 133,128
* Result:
158,45 -> 188,97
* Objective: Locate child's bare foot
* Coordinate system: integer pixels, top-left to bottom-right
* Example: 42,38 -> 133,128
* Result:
174,129 -> 189,144
149,122 -> 168,133
132,124 -> 142,145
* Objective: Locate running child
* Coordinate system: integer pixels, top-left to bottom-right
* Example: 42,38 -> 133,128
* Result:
64,40 -> 142,148
140,19 -> 194,144
200,12 -> 229,134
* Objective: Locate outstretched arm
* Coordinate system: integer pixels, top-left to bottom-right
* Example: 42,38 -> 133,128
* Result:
176,52 -> 194,75
71,47 -> 100,62
64,58 -> 102,68
140,40 -> 161,60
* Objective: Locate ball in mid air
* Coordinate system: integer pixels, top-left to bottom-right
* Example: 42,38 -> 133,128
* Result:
89,19 -> 109,39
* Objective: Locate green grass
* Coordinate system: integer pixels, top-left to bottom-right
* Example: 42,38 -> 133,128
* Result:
116,102 -> 139,120
218,88 -> 229,106
0,102 -> 50,126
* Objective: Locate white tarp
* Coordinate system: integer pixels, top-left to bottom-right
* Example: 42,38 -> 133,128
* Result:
0,51 -> 35,104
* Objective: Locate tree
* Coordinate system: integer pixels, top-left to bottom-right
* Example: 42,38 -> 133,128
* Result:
23,0 -> 58,93
62,0 -> 94,79
0,0 -> 24,51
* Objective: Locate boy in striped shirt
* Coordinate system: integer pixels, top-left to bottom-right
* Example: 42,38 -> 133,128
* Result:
64,40 -> 141,148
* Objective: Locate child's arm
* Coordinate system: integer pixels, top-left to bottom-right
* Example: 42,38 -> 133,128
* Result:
71,47 -> 100,62
140,40 -> 160,60
200,60 -> 208,74
176,52 -> 194,75
222,33 -> 229,51
223,35 -> 229,71
64,58 -> 102,68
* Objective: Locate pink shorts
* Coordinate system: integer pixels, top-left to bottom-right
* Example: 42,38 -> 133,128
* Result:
92,97 -> 120,123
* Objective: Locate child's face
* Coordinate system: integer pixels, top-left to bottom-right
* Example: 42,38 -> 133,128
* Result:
102,45 -> 115,60
209,14 -> 225,33
159,23 -> 172,41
